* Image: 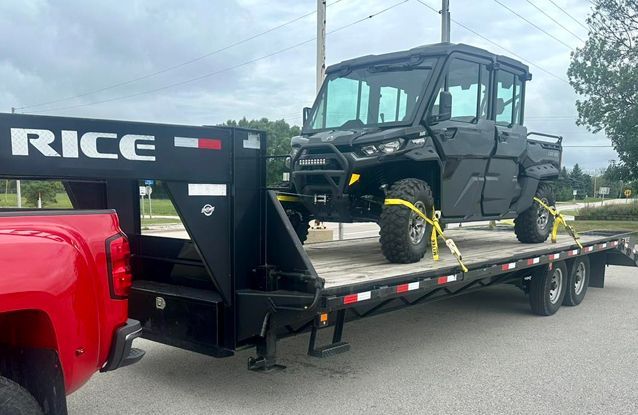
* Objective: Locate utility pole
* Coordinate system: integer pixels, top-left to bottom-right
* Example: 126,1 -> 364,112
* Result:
16,180 -> 21,208
316,0 -> 326,92
11,107 -> 15,114
441,0 -> 451,42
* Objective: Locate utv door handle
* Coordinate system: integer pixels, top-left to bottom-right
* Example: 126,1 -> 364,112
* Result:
434,128 -> 456,140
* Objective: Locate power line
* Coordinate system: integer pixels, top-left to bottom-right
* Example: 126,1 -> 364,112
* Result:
17,0 -> 346,111
547,0 -> 589,31
527,115 -> 578,119
525,0 -> 586,42
32,0 -> 409,114
492,0 -> 574,49
414,0 -> 570,85
563,145 -> 613,147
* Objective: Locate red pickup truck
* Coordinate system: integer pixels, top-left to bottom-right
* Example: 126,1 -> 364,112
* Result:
0,210 -> 144,415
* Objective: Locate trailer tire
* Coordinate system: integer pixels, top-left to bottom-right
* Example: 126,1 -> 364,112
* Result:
379,178 -> 434,263
514,183 -> 555,243
563,256 -> 590,306
529,262 -> 567,316
0,376 -> 43,415
286,210 -> 309,244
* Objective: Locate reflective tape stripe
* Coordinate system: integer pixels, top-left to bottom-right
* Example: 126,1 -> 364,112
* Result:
502,262 -> 516,271
568,249 -> 579,256
527,257 -> 540,265
343,291 -> 371,305
396,281 -> 420,293
550,253 -> 560,260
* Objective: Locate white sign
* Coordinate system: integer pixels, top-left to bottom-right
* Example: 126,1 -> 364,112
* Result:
139,186 -> 147,196
573,190 -> 578,196
599,187 -> 610,195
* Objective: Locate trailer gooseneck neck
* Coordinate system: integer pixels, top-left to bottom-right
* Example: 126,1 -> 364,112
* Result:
0,112 -> 635,371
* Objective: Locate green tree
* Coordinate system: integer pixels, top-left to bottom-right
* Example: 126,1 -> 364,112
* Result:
22,180 -> 62,207
224,117 -> 301,185
555,166 -> 574,201
569,163 -> 589,199
568,0 -> 638,179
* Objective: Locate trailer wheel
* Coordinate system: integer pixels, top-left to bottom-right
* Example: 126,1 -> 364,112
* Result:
514,183 -> 556,243
379,178 -> 434,263
286,210 -> 309,244
563,256 -> 590,306
0,376 -> 43,415
529,262 -> 567,316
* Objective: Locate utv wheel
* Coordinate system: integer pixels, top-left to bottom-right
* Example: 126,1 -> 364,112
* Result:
515,183 -> 556,243
0,376 -> 43,415
379,178 -> 434,263
563,256 -> 590,306
529,262 -> 567,316
286,210 -> 309,244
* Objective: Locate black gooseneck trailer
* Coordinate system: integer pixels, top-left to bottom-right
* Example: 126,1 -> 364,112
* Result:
1,112 -> 636,371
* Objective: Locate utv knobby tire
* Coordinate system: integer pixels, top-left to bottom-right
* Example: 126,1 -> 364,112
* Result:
379,178 -> 434,263
287,210 -> 309,244
563,256 -> 590,306
0,376 -> 43,415
515,183 -> 556,243
529,261 -> 567,316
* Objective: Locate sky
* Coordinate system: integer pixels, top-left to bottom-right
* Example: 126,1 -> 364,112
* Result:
0,0 -> 616,172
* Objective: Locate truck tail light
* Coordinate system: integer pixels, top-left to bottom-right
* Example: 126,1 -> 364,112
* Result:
107,235 -> 132,299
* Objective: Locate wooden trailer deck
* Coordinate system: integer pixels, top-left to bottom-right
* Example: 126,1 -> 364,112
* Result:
304,229 -> 606,290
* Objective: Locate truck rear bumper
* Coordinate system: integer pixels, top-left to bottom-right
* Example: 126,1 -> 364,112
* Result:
101,319 -> 145,372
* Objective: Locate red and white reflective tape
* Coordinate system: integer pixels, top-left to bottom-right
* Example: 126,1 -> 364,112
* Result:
174,136 -> 222,150
527,257 -> 540,265
600,243 -> 608,249
549,253 -> 561,261
343,291 -> 371,305
396,281 -> 420,293
585,246 -> 594,253
568,249 -> 579,256
437,274 -> 458,285
501,262 -> 517,271
611,240 -> 619,247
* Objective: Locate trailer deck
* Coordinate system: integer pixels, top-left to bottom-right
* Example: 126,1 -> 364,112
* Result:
308,229 -> 616,290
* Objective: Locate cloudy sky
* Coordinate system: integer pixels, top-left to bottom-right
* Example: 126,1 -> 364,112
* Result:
0,0 -> 615,171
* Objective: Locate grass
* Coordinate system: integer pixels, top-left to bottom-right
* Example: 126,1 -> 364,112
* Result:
568,220 -> 638,234
0,192 -> 72,208
141,217 -> 182,226
140,198 -> 178,216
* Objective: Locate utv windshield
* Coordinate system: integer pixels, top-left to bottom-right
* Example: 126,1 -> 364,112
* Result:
306,58 -> 437,131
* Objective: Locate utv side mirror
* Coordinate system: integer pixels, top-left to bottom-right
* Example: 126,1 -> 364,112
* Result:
437,91 -> 452,122
302,107 -> 311,125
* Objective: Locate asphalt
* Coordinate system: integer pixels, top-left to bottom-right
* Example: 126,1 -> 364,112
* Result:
68,265 -> 638,415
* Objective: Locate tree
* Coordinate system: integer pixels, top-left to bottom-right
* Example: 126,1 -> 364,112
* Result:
568,0 -> 638,179
555,166 -> 574,201
223,118 -> 301,185
21,180 -> 62,207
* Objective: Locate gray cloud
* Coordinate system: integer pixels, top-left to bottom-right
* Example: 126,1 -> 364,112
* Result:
0,0 -> 615,171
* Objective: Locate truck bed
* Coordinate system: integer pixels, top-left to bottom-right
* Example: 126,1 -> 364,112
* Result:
305,229 -> 614,291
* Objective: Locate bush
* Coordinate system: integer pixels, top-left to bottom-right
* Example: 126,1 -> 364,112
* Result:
576,201 -> 638,220
21,181 -> 63,207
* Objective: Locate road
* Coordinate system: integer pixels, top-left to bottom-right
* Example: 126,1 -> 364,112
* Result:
68,266 -> 638,415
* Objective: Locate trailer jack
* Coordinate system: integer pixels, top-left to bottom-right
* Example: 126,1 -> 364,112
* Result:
248,329 -> 285,372
307,309 -> 350,358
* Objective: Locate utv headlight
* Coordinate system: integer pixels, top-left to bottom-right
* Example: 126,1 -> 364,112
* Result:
378,138 -> 404,154
361,145 -> 379,156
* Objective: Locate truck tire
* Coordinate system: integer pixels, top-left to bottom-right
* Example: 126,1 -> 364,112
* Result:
286,210 -> 309,244
514,183 -> 555,243
563,256 -> 590,306
0,376 -> 43,415
529,262 -> 567,316
379,178 -> 434,263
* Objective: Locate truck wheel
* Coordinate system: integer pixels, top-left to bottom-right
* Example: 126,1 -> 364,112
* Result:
563,256 -> 590,306
514,183 -> 556,243
286,210 -> 309,244
529,262 -> 567,316
0,376 -> 43,415
379,178 -> 434,263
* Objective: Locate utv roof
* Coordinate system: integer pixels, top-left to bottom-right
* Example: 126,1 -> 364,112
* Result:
326,42 -> 530,77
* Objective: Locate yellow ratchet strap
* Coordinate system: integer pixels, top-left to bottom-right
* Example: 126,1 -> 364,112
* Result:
533,197 -> 583,249
384,198 -> 468,273
276,194 -> 301,203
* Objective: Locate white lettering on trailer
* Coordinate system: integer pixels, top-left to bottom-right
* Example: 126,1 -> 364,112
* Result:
10,128 -> 156,161
188,183 -> 227,196
11,128 -> 59,157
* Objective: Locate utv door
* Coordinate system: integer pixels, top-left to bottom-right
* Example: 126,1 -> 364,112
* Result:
430,56 -> 494,220
482,68 -> 527,216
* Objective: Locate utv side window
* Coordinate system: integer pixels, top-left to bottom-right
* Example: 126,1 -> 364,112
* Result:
311,77 -> 370,129
495,70 -> 523,125
378,86 -> 409,123
432,59 -> 487,123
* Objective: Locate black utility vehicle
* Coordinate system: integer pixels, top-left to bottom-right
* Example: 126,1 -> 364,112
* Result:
289,43 -> 563,263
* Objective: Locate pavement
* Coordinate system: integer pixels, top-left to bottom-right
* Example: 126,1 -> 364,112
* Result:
68,265 -> 638,415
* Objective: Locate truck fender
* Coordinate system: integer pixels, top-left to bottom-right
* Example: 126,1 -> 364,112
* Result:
523,163 -> 559,180
404,137 -> 441,162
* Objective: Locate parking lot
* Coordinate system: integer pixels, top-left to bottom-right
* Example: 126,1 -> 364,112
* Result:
68,266 -> 638,415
